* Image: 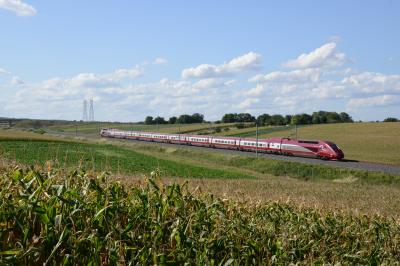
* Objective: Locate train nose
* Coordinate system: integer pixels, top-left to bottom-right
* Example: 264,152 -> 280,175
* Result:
336,150 -> 344,160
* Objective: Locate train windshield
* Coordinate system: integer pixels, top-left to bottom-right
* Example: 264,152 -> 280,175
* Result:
329,144 -> 341,151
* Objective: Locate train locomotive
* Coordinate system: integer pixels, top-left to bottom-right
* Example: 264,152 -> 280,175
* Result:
100,128 -> 344,160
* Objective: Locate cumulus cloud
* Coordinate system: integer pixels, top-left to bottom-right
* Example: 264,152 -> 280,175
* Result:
342,71 -> 400,94
238,98 -> 259,108
249,68 -> 322,83
154,57 -> 168,65
283,42 -> 347,69
10,76 -> 24,85
0,68 -> 10,75
0,0 -> 36,16
67,66 -> 144,88
182,52 -> 262,79
193,78 -> 235,90
347,95 -> 400,110
5,41 -> 400,121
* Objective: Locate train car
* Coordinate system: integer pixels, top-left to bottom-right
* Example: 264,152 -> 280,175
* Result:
238,138 -> 269,152
210,137 -> 239,150
100,128 -> 344,161
187,135 -> 211,147
280,138 -> 319,157
167,134 -> 181,144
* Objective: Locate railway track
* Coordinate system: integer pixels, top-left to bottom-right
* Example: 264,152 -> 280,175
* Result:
115,138 -> 400,175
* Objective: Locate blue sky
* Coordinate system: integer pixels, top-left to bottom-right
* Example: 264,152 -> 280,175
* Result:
0,0 -> 399,121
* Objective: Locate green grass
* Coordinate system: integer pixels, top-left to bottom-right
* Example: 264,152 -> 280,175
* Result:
126,143 -> 400,186
1,167 -> 399,264
0,139 -> 252,180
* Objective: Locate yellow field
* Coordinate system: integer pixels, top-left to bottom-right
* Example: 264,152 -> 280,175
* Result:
259,122 -> 400,165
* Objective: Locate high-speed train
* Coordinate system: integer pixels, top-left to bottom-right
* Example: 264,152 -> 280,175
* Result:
100,128 -> 344,160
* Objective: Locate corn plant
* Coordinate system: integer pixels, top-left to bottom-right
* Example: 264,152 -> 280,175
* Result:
1,166 -> 400,265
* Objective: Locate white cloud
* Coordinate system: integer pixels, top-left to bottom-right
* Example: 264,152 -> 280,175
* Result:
342,71 -> 400,94
310,82 -> 348,99
249,68 -> 321,83
113,67 -> 144,79
238,98 -> 259,108
0,0 -> 36,16
182,52 -> 262,79
273,97 -> 297,109
4,41 -> 400,122
193,78 -> 235,90
347,95 -> 400,110
283,42 -> 347,69
67,66 -> 143,88
0,68 -> 10,75
154,57 -> 168,65
246,83 -> 265,96
10,76 -> 24,85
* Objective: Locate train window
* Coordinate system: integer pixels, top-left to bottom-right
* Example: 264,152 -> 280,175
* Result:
298,140 -> 319,144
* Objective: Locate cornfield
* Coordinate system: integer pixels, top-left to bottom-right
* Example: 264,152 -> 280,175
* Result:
1,166 -> 400,265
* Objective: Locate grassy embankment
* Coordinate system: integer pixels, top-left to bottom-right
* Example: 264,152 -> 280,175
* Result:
1,167 -> 399,264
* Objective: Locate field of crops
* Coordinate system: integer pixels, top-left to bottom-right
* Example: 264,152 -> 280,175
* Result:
0,139 -> 251,180
1,129 -> 400,263
1,166 -> 399,264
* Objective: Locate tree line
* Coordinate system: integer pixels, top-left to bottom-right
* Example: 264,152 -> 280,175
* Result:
143,111 -> 354,126
144,113 -> 205,125
221,111 -> 353,125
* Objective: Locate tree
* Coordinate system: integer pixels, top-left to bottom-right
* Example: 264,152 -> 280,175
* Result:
383,117 -> 399,122
291,115 -> 300,125
257,114 -> 271,126
340,112 -> 353,123
177,114 -> 193,124
270,114 -> 285,125
299,113 -> 312,124
326,112 -> 341,123
144,116 -> 154,125
237,113 -> 255,123
168,116 -> 177,124
221,113 -> 237,123
312,112 -> 320,124
191,113 -> 204,123
153,116 -> 166,125
284,115 -> 292,125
